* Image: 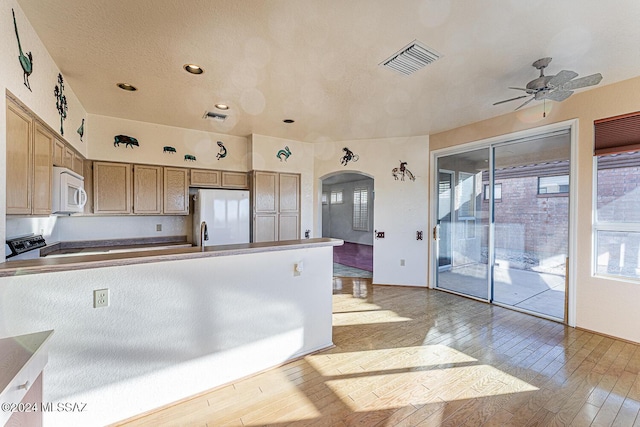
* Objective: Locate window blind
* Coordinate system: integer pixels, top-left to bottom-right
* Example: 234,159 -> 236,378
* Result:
594,111 -> 640,156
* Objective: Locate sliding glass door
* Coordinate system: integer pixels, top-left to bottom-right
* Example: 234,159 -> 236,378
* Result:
436,148 -> 490,300
435,131 -> 570,321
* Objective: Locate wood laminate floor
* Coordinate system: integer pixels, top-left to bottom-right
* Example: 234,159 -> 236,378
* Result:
116,278 -> 640,427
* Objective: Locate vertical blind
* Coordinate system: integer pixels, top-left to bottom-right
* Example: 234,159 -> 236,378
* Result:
353,188 -> 369,231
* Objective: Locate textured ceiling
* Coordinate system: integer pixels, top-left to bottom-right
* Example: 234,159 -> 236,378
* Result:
16,0 -> 640,143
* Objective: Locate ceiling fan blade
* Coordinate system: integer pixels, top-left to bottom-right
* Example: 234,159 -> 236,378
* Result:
545,90 -> 574,102
562,73 -> 603,90
548,70 -> 578,87
493,95 -> 529,106
514,96 -> 535,111
508,87 -> 530,92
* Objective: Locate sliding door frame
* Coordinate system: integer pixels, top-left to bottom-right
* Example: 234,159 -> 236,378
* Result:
429,119 -> 578,326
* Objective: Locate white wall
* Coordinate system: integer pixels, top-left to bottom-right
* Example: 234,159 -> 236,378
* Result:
0,246 -> 334,426
1,1 -> 88,261
88,114 -> 249,170
314,136 -> 430,286
249,134 -> 315,237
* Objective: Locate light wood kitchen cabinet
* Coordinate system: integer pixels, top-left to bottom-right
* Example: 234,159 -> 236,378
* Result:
83,160 -> 94,214
32,123 -> 54,215
53,138 -> 84,176
133,164 -> 163,214
251,171 -> 300,242
6,98 -> 52,215
163,167 -> 189,214
93,161 -> 132,214
222,171 -> 249,189
190,169 -> 220,187
278,173 -> 300,240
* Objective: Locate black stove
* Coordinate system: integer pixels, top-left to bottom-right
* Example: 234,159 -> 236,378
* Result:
5,235 -> 46,259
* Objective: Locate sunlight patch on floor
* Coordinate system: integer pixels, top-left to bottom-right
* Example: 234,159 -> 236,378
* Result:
305,345 -> 477,376
332,310 -> 412,326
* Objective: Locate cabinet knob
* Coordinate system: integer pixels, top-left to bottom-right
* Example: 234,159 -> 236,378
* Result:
18,380 -> 30,391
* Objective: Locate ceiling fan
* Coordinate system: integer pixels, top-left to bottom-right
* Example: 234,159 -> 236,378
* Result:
493,57 -> 603,112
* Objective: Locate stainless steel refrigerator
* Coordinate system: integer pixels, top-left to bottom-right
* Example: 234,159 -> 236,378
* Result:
193,189 -> 250,246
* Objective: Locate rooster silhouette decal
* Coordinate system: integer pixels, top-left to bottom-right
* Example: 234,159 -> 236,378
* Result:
12,8 -> 33,92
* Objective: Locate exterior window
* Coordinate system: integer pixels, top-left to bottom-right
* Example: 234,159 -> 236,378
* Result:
330,190 -> 343,204
594,151 -> 640,280
321,193 -> 328,205
458,172 -> 475,218
484,183 -> 502,201
353,188 -> 369,231
538,175 -> 569,195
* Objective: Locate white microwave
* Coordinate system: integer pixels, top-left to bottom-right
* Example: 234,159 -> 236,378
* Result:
52,167 -> 87,214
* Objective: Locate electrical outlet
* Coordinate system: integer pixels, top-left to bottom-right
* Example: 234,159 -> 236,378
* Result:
93,289 -> 109,308
156,224 -> 162,231
400,259 -> 405,266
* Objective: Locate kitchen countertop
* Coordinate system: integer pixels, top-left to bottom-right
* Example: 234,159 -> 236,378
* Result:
0,238 -> 343,277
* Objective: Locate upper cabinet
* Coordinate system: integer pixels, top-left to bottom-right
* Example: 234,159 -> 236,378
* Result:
163,167 -> 189,215
133,165 -> 163,214
6,98 -> 52,215
93,161 -> 132,214
54,138 -> 84,176
190,169 -> 249,189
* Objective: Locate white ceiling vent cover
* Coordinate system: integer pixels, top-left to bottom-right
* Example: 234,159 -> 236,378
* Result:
380,40 -> 441,76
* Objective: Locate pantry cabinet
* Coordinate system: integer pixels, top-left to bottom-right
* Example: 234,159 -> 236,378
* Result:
251,171 -> 300,242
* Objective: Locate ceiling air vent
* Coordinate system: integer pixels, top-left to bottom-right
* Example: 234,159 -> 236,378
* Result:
380,40 -> 441,76
203,111 -> 227,122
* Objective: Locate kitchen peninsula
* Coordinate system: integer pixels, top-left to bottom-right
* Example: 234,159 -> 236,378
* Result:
0,238 -> 341,426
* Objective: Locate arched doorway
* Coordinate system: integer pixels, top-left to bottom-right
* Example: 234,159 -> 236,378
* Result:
321,172 -> 374,278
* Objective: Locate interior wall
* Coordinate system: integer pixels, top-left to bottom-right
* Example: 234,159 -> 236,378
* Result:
1,1 -> 88,261
314,136 -> 429,286
0,246 -> 334,427
322,177 -> 374,245
249,134 -> 315,238
87,114 -> 248,170
430,75 -> 640,343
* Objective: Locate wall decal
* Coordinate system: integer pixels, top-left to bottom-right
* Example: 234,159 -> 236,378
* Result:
184,154 -> 196,161
77,118 -> 85,142
113,134 -> 139,148
12,8 -> 33,92
216,141 -> 227,160
163,146 -> 176,153
276,146 -> 291,162
54,73 -> 68,135
392,161 -> 415,181
340,147 -> 359,166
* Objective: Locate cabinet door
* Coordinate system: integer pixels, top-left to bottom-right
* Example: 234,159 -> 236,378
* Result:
253,171 -> 278,213
53,139 -> 65,166
222,171 -> 248,189
83,160 -> 94,214
6,101 -> 32,215
279,173 -> 300,213
63,146 -> 74,170
190,169 -> 220,187
254,214 -> 278,243
32,123 -> 53,215
133,165 -> 163,214
164,167 -> 189,214
279,213 -> 300,240
72,152 -> 84,176
93,162 -> 132,214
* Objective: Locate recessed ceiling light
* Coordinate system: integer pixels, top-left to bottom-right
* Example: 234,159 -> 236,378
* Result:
183,64 -> 204,74
283,119 -> 295,124
116,83 -> 137,91
215,104 -> 229,110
